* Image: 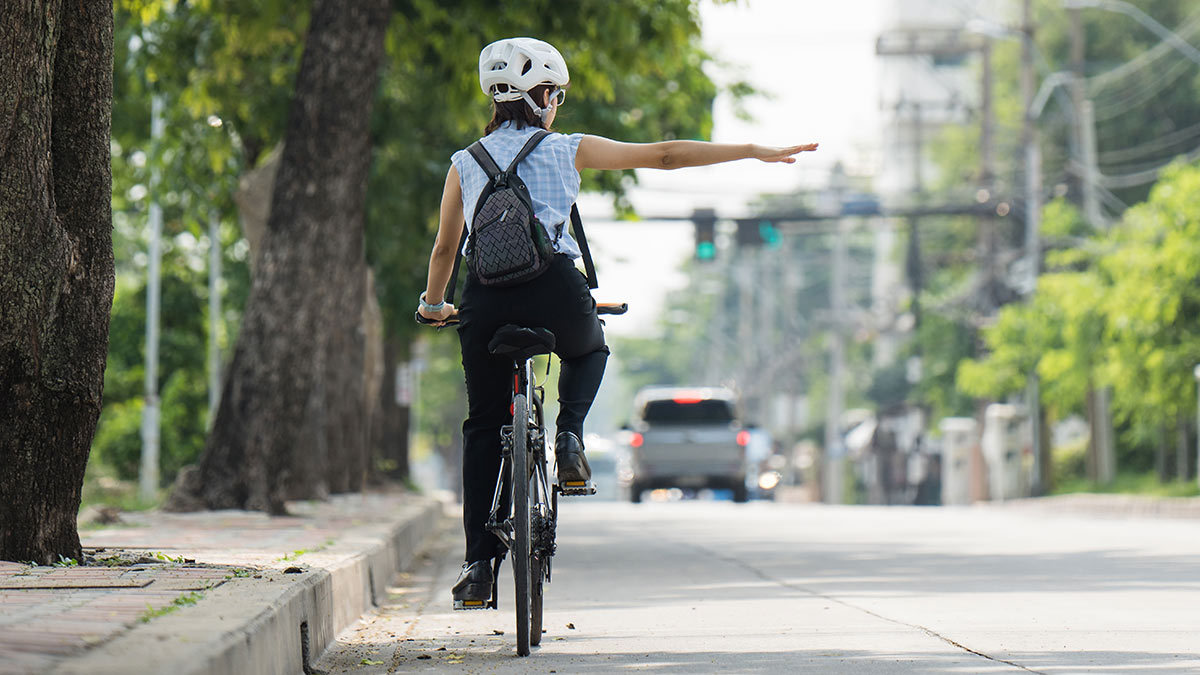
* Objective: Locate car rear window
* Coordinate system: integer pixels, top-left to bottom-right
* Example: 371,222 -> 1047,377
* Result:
641,399 -> 735,424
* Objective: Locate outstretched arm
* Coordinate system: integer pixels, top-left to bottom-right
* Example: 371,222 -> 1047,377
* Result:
575,135 -> 818,172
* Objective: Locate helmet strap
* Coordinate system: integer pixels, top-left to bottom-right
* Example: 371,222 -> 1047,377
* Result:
519,90 -> 550,123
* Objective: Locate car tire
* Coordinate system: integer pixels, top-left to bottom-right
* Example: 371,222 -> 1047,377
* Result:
732,482 -> 749,503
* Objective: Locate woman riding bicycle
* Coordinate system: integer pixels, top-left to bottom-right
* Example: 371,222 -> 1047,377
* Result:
416,37 -> 817,608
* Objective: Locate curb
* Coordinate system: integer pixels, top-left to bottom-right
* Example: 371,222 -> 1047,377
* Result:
985,493 -> 1200,519
51,498 -> 445,675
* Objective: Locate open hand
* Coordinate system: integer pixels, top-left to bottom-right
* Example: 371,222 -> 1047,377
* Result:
754,143 -> 819,164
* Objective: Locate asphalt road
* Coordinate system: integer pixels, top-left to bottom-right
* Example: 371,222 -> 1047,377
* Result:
315,500 -> 1200,673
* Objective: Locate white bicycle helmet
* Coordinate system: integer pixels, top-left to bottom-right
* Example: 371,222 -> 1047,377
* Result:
479,37 -> 569,121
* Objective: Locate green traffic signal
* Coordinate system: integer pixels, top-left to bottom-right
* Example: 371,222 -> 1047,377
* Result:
696,241 -> 716,260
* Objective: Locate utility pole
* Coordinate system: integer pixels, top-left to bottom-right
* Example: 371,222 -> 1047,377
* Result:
1195,364 -> 1200,490
1069,8 -> 1115,484
979,38 -> 998,312
906,101 -> 924,332
208,210 -> 222,426
1070,9 -> 1104,229
824,217 -> 848,505
1020,0 -> 1048,494
139,95 -> 164,503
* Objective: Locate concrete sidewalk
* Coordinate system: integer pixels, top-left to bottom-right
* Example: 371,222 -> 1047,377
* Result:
0,491 -> 444,675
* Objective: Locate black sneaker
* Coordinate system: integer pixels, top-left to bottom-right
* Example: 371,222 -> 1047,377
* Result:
555,431 -> 594,495
451,560 -> 492,610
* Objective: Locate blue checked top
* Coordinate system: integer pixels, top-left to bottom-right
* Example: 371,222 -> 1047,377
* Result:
451,122 -> 585,258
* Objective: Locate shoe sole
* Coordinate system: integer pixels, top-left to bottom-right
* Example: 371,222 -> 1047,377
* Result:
453,582 -> 491,610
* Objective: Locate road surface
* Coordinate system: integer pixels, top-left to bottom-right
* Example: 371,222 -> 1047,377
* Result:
315,500 -> 1200,673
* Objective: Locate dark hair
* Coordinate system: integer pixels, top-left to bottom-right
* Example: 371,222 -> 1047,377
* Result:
484,83 -> 554,135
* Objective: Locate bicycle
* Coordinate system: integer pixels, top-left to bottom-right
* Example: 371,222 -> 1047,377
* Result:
416,301 -> 627,656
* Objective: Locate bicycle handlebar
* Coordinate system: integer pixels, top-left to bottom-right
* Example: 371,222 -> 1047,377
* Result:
596,302 -> 628,315
414,311 -> 461,327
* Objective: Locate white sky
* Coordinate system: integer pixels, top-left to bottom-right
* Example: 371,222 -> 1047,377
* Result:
586,0 -> 886,335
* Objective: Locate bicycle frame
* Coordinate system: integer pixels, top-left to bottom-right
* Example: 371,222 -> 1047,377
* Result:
484,356 -> 555,602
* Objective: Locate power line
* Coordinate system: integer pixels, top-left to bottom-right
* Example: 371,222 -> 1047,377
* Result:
1098,118 -> 1200,164
1085,10 -> 1200,96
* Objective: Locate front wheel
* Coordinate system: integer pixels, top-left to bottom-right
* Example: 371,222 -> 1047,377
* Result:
512,394 -> 531,656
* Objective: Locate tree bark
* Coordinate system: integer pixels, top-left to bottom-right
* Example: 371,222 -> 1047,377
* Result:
166,0 -> 390,514
0,0 -> 114,563
377,335 -> 411,482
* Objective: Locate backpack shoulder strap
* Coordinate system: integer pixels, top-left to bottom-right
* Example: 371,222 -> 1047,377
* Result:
444,223 -> 468,304
467,141 -> 502,179
505,130 -> 550,174
570,204 -> 599,290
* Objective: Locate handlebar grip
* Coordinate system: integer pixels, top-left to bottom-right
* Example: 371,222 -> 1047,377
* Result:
414,311 -> 460,327
596,302 -> 628,316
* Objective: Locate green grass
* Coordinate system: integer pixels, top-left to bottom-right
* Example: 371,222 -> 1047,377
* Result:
138,591 -> 204,623
1051,471 -> 1200,498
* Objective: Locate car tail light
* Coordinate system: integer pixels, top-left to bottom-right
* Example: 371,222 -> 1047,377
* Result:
630,432 -> 644,448
736,430 -> 750,447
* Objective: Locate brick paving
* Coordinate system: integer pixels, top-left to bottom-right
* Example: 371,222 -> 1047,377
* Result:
0,491 -> 423,675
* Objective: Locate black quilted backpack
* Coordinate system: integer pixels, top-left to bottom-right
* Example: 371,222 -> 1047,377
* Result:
444,130 -> 598,303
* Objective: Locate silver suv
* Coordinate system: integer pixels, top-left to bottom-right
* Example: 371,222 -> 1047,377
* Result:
623,386 -> 749,503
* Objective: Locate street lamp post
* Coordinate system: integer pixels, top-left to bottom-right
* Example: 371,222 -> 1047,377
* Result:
1064,0 -> 1200,66
1194,364 -> 1200,489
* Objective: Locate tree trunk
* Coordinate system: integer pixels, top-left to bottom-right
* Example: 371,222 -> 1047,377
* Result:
323,267 -> 367,494
377,335 -> 412,482
361,269 -> 386,485
166,0 -> 390,514
0,0 -> 114,563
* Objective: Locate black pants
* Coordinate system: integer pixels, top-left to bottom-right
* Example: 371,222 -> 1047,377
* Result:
457,254 -> 608,563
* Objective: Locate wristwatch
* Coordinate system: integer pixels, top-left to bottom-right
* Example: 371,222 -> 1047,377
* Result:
419,292 -> 445,313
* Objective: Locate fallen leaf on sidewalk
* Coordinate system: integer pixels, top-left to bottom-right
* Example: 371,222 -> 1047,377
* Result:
359,658 -> 383,666
492,629 -> 504,635
417,655 -> 431,660
566,622 -> 575,630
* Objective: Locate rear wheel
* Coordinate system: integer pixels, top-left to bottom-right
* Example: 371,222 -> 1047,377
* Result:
512,394 -> 531,656
530,553 -> 544,644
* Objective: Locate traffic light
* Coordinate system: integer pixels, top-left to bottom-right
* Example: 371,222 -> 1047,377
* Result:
692,208 -> 717,261
735,219 -> 782,249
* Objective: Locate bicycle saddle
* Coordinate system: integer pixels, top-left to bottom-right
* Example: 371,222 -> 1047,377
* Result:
488,324 -> 556,362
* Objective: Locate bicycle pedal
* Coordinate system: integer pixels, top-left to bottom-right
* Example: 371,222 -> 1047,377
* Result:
453,599 -> 489,610
558,480 -> 596,496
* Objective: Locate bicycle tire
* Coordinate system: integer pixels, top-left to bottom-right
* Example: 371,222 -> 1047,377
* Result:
512,393 -> 532,656
530,553 -> 544,644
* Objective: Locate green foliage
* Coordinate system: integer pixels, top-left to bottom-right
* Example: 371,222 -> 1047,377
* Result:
912,313 -> 977,420
99,0 -> 743,493
1053,471 -> 1200,498
958,162 -> 1200,473
370,0 -> 732,339
92,258 -> 216,486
